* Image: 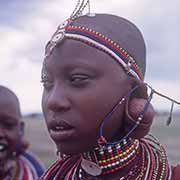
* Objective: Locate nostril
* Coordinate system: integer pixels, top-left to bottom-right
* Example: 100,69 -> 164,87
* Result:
48,103 -> 71,113
0,130 -> 6,138
44,85 -> 71,112
47,96 -> 71,112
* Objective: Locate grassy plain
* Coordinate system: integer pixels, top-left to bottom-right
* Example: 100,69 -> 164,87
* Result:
24,114 -> 180,168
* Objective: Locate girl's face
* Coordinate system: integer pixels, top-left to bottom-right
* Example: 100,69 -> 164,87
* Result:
0,95 -> 20,168
42,39 -> 133,155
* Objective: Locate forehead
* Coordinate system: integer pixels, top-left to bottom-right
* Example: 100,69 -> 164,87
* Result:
45,39 -> 126,76
0,93 -> 20,120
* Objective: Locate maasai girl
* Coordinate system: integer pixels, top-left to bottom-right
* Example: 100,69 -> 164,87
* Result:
40,1 -> 180,179
0,85 -> 45,180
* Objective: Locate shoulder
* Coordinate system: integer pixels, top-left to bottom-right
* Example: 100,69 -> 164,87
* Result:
19,151 -> 45,178
172,165 -> 180,180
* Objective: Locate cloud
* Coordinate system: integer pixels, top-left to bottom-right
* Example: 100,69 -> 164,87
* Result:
0,0 -> 179,112
148,80 -> 180,111
0,60 -> 43,113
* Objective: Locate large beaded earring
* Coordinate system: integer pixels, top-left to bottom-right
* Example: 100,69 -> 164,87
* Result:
121,81 -> 155,139
124,97 -> 155,139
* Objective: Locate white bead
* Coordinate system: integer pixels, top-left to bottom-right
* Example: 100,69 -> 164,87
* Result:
138,116 -> 143,121
112,163 -> 116,166
58,20 -> 68,29
51,32 -> 64,43
86,13 -> 96,17
100,151 -> 104,155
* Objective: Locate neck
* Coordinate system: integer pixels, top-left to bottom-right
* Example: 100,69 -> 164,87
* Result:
54,136 -> 171,179
79,138 -> 140,178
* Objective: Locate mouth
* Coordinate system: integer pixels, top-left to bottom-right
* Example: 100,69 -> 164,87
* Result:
0,141 -> 9,160
0,142 -> 8,153
49,120 -> 76,142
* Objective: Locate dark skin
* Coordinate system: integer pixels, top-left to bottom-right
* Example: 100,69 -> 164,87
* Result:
42,14 -> 148,179
0,86 -> 27,178
0,87 -> 20,177
42,39 -> 134,156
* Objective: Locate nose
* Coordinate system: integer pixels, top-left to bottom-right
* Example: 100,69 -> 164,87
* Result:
46,84 -> 71,113
0,127 -> 6,138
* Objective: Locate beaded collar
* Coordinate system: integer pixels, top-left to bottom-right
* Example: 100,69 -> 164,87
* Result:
80,138 -> 139,176
2,159 -> 19,180
39,136 -> 172,180
45,16 -> 143,81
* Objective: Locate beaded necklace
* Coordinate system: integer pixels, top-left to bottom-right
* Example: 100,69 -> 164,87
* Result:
77,139 -> 144,180
39,136 -> 172,180
77,137 -> 172,180
3,160 -> 19,180
81,138 -> 139,175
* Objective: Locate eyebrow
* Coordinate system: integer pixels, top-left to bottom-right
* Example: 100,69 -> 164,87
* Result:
0,113 -> 19,122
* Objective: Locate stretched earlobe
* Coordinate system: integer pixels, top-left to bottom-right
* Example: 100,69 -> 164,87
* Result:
15,121 -> 29,156
124,97 -> 155,139
19,121 -> 29,152
19,121 -> 25,136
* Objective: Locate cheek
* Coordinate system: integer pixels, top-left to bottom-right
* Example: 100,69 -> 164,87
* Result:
41,91 -> 56,129
103,105 -> 125,139
41,91 -> 46,111
42,91 -> 49,118
7,130 -> 19,149
75,90 -> 125,138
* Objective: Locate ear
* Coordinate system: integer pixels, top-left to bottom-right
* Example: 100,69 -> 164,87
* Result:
16,121 -> 29,155
124,97 -> 155,139
19,121 -> 25,137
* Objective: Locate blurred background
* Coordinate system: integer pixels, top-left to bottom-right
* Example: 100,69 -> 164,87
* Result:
0,0 -> 180,167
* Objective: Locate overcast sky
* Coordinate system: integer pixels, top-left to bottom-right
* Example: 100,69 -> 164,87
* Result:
0,0 -> 180,113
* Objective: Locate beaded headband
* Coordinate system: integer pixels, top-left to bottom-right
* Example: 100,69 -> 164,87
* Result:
45,12 -> 144,81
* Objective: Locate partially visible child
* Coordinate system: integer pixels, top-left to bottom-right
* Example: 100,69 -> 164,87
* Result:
0,85 -> 45,179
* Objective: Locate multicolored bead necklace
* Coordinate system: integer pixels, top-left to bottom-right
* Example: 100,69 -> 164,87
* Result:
39,136 -> 172,180
77,136 -> 172,180
2,160 -> 18,180
81,138 -> 139,176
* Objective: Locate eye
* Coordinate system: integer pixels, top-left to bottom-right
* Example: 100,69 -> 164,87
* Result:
70,74 -> 89,86
4,123 -> 15,130
41,62 -> 53,90
2,120 -> 17,130
41,78 -> 54,90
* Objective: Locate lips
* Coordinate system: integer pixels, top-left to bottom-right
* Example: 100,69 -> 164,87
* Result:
0,143 -> 8,152
48,119 -> 76,142
0,141 -> 8,152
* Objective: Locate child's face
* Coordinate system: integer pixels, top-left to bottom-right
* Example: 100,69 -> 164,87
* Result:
42,39 -> 133,155
0,94 -> 20,163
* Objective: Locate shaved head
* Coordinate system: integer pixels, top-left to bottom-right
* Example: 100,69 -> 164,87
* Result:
0,86 -> 21,117
72,14 -> 146,76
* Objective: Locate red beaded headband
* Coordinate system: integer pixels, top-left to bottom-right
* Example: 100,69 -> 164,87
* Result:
44,0 -> 180,118
45,17 -> 144,81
